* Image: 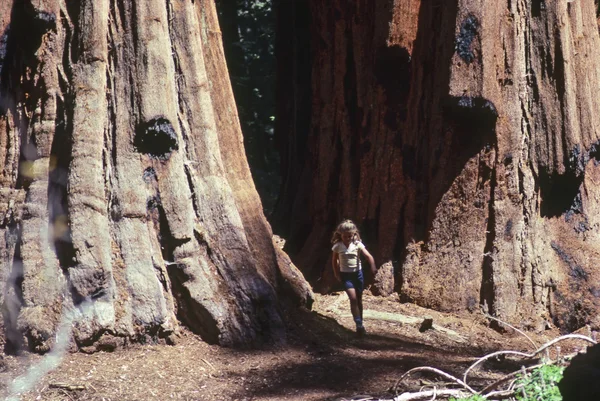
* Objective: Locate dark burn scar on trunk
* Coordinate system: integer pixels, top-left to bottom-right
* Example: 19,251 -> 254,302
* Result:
134,117 -> 179,160
456,15 -> 478,63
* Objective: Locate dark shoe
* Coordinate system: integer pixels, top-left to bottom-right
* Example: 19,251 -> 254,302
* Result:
356,326 -> 367,337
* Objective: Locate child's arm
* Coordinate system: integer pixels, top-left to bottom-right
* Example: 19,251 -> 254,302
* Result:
331,252 -> 341,281
361,247 -> 377,276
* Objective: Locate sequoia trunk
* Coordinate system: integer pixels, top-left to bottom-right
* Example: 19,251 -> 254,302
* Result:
275,0 -> 600,331
0,0 -> 312,352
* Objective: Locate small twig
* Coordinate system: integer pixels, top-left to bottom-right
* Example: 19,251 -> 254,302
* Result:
485,386 -> 523,399
507,377 -> 519,391
415,386 -> 439,401
49,383 -> 86,391
59,389 -> 74,401
393,366 -> 476,394
464,350 -> 532,384
479,363 -> 543,394
484,313 -> 538,350
201,358 -> 216,371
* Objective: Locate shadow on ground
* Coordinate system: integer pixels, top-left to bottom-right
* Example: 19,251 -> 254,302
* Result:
221,306 -> 505,400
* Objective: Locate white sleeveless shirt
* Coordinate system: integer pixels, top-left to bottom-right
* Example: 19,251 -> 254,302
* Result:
332,241 -> 365,272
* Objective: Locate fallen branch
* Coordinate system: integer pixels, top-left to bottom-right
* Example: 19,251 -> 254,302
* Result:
352,388 -> 510,401
463,350 -> 533,385
392,366 -> 476,394
389,333 -> 597,401
49,382 -> 86,391
463,333 -> 596,385
392,388 -> 469,400
532,333 -> 596,355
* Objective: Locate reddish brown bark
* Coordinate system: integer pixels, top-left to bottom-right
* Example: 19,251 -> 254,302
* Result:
275,0 -> 600,331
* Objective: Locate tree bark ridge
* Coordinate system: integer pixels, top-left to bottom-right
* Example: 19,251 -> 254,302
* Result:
0,0 -> 312,352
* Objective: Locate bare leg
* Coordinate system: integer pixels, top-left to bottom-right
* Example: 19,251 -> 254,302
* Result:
345,288 -> 361,324
357,290 -> 363,321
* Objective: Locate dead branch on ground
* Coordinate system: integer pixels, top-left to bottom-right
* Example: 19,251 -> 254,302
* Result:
377,333 -> 598,401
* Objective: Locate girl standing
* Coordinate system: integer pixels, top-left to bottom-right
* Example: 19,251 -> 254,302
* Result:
331,220 -> 377,336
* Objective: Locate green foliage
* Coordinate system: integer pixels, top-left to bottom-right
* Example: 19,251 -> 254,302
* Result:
216,0 -> 276,144
448,364 -> 564,401
515,364 -> 564,401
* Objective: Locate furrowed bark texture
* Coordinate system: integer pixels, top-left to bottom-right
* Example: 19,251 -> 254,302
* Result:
0,0 -> 312,352
275,0 -> 600,331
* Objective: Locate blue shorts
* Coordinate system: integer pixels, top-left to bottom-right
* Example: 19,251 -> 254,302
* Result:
340,270 -> 364,293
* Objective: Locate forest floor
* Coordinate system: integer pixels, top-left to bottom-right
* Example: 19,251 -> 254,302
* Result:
0,292 -> 587,401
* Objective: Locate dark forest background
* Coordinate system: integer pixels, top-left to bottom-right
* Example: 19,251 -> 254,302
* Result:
216,0 -> 280,214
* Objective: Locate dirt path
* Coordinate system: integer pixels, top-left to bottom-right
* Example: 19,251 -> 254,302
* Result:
0,293 -> 572,400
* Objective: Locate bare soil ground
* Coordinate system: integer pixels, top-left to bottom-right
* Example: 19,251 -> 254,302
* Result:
0,293 -> 581,401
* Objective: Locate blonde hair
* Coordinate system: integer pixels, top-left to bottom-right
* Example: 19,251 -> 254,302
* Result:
331,219 -> 361,244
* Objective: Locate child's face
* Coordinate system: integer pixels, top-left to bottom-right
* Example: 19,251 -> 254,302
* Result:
341,231 -> 354,245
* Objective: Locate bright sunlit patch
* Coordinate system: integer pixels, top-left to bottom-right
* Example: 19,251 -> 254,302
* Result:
6,301 -> 93,401
51,214 -> 69,241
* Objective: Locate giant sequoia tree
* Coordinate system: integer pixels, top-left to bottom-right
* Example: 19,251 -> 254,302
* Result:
0,0 -> 311,352
275,0 -> 600,332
